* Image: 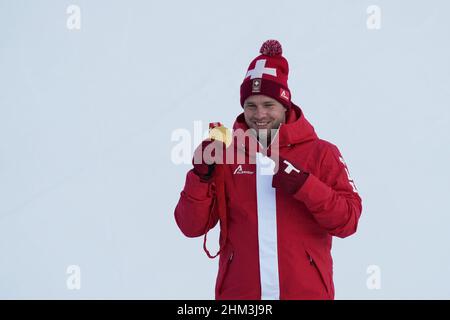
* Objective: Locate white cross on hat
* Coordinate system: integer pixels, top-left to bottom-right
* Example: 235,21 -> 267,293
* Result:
245,59 -> 277,80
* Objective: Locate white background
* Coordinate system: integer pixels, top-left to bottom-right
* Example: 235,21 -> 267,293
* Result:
0,0 -> 449,299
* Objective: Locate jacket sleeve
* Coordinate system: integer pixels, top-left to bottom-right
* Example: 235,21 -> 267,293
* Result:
293,144 -> 362,238
174,169 -> 219,238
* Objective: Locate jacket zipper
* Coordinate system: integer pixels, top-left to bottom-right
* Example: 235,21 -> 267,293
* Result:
307,252 -> 330,296
218,250 -> 234,295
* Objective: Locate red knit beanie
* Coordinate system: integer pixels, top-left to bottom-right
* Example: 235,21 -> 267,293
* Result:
240,39 -> 291,109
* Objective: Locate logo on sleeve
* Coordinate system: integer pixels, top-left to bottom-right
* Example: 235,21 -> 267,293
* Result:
339,156 -> 358,193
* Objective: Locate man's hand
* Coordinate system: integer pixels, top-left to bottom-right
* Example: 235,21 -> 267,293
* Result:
272,156 -> 309,194
192,139 -> 225,181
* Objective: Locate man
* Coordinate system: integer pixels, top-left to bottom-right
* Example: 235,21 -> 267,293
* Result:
174,40 -> 362,300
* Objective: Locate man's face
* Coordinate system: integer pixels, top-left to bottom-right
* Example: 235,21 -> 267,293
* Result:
243,95 -> 286,141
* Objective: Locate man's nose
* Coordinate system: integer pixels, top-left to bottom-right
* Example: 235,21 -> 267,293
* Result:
254,106 -> 267,119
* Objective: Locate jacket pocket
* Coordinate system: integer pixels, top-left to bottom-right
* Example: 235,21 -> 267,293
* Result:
215,248 -> 234,296
304,248 -> 331,298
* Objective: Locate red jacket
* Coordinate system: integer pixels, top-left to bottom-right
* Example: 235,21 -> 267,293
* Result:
174,103 -> 362,300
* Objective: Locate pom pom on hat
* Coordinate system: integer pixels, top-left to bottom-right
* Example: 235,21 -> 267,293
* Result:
259,39 -> 283,56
